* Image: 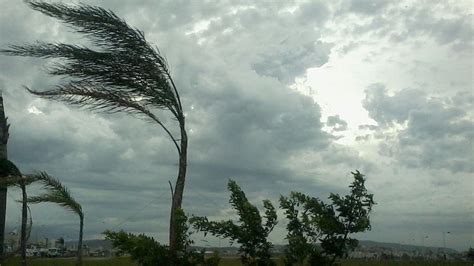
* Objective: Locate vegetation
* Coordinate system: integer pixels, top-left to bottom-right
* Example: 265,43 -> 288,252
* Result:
0,159 -> 35,266
279,170 -> 375,265
104,230 -> 170,265
2,257 -> 472,266
2,257 -> 138,266
104,209 -> 219,266
466,247 -> 474,261
191,180 -> 278,266
0,1 -> 188,261
27,172 -> 84,266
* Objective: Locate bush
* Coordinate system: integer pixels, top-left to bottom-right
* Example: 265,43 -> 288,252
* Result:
191,179 -> 277,265
280,170 -> 375,266
104,208 -> 220,266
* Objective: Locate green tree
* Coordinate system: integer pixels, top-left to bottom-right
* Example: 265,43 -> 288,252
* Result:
1,1 -> 188,260
104,209 -> 217,266
0,159 -> 35,266
104,230 -> 170,265
191,180 -> 277,266
280,170 -> 375,266
467,247 -> 474,261
279,192 -> 319,265
27,172 -> 84,266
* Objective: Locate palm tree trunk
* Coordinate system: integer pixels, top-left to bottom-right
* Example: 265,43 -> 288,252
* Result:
77,216 -> 83,266
20,182 -> 27,266
0,95 -> 10,259
168,121 -> 187,263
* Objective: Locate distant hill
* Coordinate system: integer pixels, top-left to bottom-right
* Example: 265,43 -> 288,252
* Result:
357,240 -> 457,253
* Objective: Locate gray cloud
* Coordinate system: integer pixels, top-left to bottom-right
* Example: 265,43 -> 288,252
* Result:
331,1 -> 473,55
363,84 -> 428,127
326,115 -> 348,131
347,0 -> 392,14
0,0 -> 471,251
363,85 -> 473,173
0,0 -> 365,245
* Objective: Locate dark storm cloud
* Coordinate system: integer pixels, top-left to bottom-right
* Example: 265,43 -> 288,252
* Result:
362,84 -> 427,127
363,84 -> 473,173
401,4 -> 473,49
178,1 -> 332,84
252,40 -> 330,84
332,1 -> 473,54
1,0 -> 471,250
0,0 -> 369,242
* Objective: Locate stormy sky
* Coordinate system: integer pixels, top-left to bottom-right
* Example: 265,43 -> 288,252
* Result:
0,0 -> 472,251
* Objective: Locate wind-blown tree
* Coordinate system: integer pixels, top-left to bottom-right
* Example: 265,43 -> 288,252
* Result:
1,1 -> 188,258
0,159 -> 35,266
27,172 -> 84,266
191,180 -> 278,265
104,209 -> 213,266
280,170 -> 375,265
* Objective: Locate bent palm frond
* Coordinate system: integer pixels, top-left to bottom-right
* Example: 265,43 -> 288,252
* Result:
0,1 -> 183,152
28,172 -> 83,218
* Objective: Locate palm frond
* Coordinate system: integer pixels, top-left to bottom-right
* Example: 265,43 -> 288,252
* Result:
26,82 -> 153,115
0,177 -> 23,187
29,172 -> 83,218
0,158 -> 21,177
0,176 -> 36,188
0,1 -> 184,153
4,42 -> 175,109
5,1 -> 179,108
27,1 -> 151,52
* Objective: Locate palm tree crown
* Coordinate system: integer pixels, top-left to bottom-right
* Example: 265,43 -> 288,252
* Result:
1,1 -> 183,153
28,172 -> 83,218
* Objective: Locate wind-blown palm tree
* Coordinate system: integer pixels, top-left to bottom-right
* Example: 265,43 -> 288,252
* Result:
28,172 -> 84,266
0,159 -> 35,266
1,1 -> 188,259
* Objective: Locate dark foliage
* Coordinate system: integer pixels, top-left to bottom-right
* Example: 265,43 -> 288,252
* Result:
191,180 -> 277,266
280,170 -> 375,266
0,158 -> 21,178
467,247 -> 474,261
104,230 -> 170,265
104,209 -> 219,266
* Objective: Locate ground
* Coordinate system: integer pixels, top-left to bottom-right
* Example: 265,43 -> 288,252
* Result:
2,257 -> 472,265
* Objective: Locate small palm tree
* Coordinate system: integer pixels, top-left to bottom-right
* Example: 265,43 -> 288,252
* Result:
28,172 -> 84,266
0,159 -> 35,266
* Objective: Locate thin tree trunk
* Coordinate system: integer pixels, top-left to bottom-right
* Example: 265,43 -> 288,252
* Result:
168,121 -> 187,263
0,95 -> 10,259
20,182 -> 27,266
77,216 -> 83,266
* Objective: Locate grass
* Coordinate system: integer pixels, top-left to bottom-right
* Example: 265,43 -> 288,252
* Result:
1,257 -> 137,266
2,257 -> 472,266
341,260 -> 471,266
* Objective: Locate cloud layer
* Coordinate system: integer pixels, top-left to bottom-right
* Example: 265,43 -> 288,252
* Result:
0,0 -> 471,250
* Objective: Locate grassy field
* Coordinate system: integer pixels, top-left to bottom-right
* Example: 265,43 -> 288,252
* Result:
1,257 -> 137,266
2,257 -> 472,266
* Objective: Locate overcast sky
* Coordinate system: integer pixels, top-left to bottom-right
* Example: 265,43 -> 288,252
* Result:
0,0 -> 472,251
